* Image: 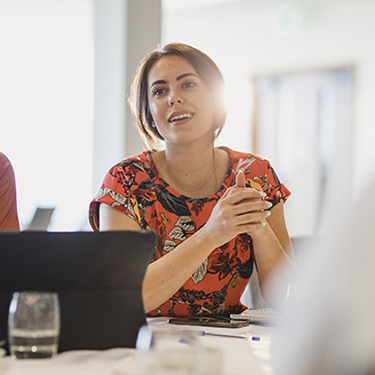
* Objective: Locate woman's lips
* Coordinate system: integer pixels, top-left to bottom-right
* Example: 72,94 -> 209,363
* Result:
168,111 -> 194,123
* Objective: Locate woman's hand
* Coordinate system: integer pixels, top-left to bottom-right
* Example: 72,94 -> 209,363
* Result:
201,171 -> 272,249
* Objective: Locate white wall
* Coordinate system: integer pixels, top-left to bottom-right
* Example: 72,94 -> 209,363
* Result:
162,0 -> 375,222
0,0 -> 94,231
0,0 -> 161,231
93,0 -> 127,199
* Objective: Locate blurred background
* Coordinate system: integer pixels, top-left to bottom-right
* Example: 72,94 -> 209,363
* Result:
1,0 -> 374,240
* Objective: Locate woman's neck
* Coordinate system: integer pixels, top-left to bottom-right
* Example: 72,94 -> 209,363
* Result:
152,142 -> 228,198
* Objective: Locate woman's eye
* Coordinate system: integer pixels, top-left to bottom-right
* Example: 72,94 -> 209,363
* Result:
152,88 -> 166,97
183,81 -> 195,89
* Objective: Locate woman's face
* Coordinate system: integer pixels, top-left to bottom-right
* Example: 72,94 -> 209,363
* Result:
147,55 -> 216,146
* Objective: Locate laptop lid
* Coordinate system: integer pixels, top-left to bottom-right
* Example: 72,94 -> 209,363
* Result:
0,230 -> 156,352
27,207 -> 55,231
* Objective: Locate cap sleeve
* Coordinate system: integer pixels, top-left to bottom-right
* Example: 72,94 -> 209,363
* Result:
88,165 -> 141,231
245,158 -> 291,206
261,160 -> 290,205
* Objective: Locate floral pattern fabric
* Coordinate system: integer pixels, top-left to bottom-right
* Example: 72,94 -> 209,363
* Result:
89,146 -> 291,317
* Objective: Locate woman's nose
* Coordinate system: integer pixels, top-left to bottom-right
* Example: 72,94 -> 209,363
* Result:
168,92 -> 183,106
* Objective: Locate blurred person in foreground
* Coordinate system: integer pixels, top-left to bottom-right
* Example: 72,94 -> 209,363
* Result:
89,43 -> 299,316
0,152 -> 20,230
273,180 -> 375,375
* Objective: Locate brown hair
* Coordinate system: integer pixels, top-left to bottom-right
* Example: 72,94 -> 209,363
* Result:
128,43 -> 227,150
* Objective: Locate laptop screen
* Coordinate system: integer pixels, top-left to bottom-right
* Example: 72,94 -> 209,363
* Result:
0,230 -> 157,352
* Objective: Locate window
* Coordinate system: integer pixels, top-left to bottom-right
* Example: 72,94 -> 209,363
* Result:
253,67 -> 353,237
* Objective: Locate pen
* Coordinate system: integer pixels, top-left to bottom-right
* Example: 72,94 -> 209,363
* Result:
183,330 -> 260,340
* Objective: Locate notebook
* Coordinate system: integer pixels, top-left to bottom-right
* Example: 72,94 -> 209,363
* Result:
230,308 -> 282,325
0,230 -> 157,353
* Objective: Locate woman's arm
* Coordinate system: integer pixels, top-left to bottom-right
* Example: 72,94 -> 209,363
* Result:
234,171 -> 299,311
99,179 -> 272,313
0,154 -> 20,230
100,203 -> 216,312
251,202 -> 300,311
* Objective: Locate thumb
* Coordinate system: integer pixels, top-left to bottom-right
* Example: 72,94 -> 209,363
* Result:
235,170 -> 246,188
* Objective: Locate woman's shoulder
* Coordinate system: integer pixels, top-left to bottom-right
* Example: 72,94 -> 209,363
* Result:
0,152 -> 11,168
0,152 -> 8,164
219,146 -> 270,166
0,152 -> 15,178
109,151 -> 153,174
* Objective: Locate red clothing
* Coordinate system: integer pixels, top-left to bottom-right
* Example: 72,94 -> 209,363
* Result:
0,153 -> 20,230
89,147 -> 291,316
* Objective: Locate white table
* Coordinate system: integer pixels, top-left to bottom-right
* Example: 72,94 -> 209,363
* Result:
0,317 -> 275,375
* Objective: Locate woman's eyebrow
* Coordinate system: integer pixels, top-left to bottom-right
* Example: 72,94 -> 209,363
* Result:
176,73 -> 199,81
150,79 -> 166,88
150,73 -> 199,89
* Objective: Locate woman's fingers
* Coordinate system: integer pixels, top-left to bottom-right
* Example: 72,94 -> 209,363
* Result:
236,220 -> 267,233
235,170 -> 246,188
206,172 -> 272,246
224,188 -> 269,208
220,176 -> 272,231
234,199 -> 272,215
234,209 -> 271,226
222,204 -> 271,226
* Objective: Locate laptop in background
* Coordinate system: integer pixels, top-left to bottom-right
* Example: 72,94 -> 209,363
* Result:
27,207 -> 55,231
0,230 -> 156,353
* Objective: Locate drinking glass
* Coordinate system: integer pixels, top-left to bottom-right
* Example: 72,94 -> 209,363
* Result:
8,291 -> 60,359
136,326 -> 223,375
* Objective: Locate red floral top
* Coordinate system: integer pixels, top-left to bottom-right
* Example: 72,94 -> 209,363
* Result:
89,147 -> 291,317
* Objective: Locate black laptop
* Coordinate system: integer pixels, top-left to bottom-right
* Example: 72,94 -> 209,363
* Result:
0,230 -> 156,353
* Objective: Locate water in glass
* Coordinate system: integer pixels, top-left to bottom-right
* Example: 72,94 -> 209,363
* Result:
8,292 -> 60,359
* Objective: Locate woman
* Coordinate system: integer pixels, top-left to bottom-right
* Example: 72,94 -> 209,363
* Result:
0,152 -> 20,230
89,43 -> 298,316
